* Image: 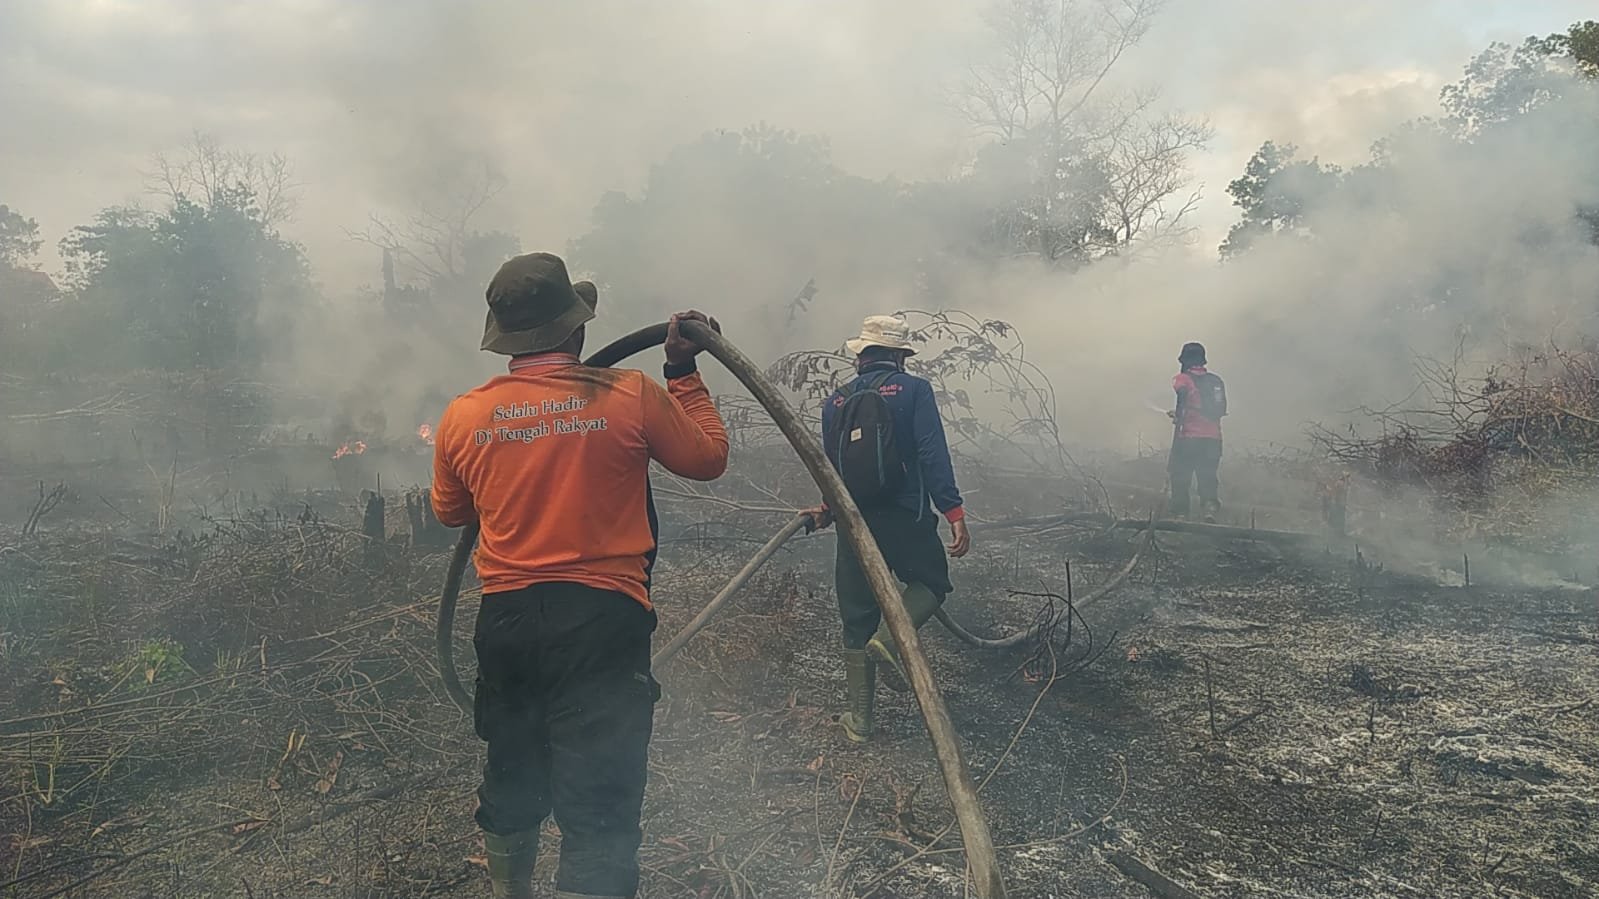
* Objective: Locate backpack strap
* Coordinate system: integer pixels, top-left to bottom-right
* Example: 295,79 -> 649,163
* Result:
840,368 -> 896,399
865,370 -> 896,391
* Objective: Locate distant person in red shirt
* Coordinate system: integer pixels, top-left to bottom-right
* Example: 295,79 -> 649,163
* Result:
1168,342 -> 1227,522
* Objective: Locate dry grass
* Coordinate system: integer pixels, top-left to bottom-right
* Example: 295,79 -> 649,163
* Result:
1312,340 -> 1599,547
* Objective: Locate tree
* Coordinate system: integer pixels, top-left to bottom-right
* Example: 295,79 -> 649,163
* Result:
959,0 -> 1161,145
1222,19 -> 1599,262
1212,14 -> 1599,374
1554,20 -> 1599,75
0,203 -> 42,269
147,131 -> 299,227
352,157 -> 519,312
1218,142 -> 1343,259
956,0 -> 1210,263
1099,109 -> 1211,250
0,204 -> 52,360
1440,21 -> 1598,138
59,185 -> 312,369
1528,20 -> 1599,243
956,140 -> 1118,266
1429,20 -> 1599,247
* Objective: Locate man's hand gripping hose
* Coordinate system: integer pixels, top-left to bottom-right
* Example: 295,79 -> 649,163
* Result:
433,320 -> 1009,899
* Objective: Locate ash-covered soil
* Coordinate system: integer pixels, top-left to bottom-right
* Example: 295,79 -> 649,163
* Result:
3,477 -> 1597,898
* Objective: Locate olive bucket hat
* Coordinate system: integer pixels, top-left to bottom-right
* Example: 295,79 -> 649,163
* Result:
480,252 -> 598,355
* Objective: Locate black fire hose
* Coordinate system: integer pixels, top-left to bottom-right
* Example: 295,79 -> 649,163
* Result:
433,321 -> 1008,898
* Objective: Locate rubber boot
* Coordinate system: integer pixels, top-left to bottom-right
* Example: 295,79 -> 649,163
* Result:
839,648 -> 875,743
867,582 -> 941,693
483,830 -> 538,899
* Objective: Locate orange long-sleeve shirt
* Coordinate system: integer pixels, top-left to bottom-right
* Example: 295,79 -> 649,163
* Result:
431,353 -> 729,608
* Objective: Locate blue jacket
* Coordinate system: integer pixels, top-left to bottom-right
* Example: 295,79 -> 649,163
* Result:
821,362 -> 964,521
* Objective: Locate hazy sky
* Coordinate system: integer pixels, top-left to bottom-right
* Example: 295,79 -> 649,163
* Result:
0,0 -> 1591,290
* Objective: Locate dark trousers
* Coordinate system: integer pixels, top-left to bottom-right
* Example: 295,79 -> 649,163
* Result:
1168,437 -> 1222,516
835,504 -> 954,649
473,582 -> 660,896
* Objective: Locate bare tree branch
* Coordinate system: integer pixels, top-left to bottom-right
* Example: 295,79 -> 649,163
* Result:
956,0 -> 1207,262
144,130 -> 300,225
347,158 -> 507,286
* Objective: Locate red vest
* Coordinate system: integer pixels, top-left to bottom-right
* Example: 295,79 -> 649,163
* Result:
1173,367 -> 1222,439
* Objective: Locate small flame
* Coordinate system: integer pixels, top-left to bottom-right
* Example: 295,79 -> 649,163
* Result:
417,424 -> 435,446
332,440 -> 367,460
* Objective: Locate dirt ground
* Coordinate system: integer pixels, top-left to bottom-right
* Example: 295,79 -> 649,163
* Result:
3,455 -> 1598,899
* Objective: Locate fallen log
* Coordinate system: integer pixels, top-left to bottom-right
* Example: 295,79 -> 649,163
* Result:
1107,851 -> 1202,899
969,510 -> 1326,545
1110,516 -> 1321,544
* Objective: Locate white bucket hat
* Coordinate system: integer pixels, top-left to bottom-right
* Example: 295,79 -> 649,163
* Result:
844,314 -> 917,356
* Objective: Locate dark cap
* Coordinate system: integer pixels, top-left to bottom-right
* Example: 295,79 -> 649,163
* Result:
480,252 -> 598,355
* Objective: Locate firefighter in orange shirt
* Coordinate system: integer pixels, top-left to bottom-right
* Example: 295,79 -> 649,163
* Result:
431,252 -> 728,899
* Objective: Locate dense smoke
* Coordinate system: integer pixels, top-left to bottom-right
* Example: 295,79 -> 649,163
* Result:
1010,78 -> 1599,451
8,10 -> 1599,895
2,0 -> 1596,469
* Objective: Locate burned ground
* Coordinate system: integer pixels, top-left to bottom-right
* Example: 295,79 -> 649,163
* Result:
3,448 -> 1597,899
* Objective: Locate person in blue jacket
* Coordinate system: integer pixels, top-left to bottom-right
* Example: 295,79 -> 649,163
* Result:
805,315 -> 971,743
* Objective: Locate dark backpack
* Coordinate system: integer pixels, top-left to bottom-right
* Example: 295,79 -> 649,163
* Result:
1191,371 -> 1228,420
830,371 -> 904,503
